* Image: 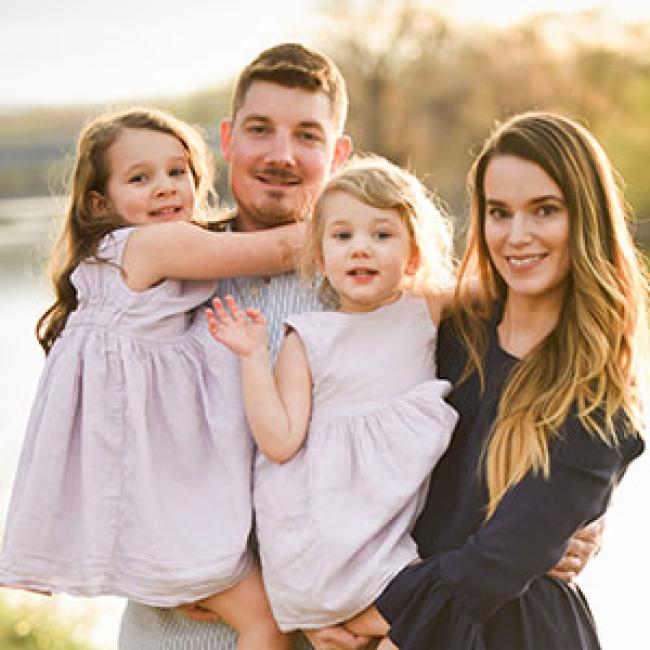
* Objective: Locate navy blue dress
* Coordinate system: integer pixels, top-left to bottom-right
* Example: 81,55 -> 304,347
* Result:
376,316 -> 644,649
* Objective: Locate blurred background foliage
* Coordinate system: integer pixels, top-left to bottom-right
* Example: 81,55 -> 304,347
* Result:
0,595 -> 97,650
1,1 -> 648,248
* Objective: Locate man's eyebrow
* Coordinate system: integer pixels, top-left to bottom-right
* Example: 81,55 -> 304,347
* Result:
297,120 -> 325,132
241,114 -> 272,124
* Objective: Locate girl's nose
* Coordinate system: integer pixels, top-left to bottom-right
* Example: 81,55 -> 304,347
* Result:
154,172 -> 176,196
350,235 -> 372,257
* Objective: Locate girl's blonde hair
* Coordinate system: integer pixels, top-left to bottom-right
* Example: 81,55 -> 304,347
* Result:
454,111 -> 649,518
303,154 -> 455,303
36,106 -> 216,354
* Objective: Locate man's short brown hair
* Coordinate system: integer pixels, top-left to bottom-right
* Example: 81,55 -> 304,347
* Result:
231,43 -> 348,132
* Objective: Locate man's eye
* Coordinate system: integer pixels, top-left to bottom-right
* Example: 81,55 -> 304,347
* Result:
298,131 -> 320,142
247,125 -> 269,135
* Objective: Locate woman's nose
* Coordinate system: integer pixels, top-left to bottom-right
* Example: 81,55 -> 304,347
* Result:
507,212 -> 533,244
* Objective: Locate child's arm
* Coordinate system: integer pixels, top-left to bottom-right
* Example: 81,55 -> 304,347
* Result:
207,296 -> 312,463
121,221 -> 304,291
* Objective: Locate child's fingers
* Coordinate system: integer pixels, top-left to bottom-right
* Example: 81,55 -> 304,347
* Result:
211,297 -> 233,324
205,309 -> 220,338
224,294 -> 246,322
245,308 -> 265,324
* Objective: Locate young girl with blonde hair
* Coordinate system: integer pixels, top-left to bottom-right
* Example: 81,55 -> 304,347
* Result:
0,106 -> 304,649
207,154 -> 459,637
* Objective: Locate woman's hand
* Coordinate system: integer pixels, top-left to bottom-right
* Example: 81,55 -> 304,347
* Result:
548,516 -> 605,581
302,625 -> 376,650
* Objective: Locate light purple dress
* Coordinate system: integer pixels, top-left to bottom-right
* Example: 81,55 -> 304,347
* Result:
0,227 -> 254,607
254,294 -> 459,631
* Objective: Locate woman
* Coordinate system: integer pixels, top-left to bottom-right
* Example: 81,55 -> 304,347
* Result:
370,111 -> 647,649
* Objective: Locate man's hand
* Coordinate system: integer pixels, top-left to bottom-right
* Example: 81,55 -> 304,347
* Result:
548,516 -> 605,581
302,625 -> 376,650
177,601 -> 222,622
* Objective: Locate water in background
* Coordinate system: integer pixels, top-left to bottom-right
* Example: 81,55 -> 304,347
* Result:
0,206 -> 648,648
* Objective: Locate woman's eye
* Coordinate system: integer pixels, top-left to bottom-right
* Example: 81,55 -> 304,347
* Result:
487,207 -> 509,220
537,204 -> 559,218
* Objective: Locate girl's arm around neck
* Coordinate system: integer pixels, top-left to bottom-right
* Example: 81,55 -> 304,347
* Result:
121,221 -> 304,291
241,331 -> 312,463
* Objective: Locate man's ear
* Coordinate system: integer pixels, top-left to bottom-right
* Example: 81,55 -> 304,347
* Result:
220,119 -> 234,161
331,134 -> 352,173
88,191 -> 108,216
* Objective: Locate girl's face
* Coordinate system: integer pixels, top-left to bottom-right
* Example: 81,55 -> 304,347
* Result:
483,155 -> 571,309
92,128 -> 196,225
318,191 -> 416,313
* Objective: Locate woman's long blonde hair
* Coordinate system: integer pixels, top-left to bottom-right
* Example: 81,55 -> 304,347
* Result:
303,154 -> 455,304
454,112 -> 648,518
36,106 -> 215,354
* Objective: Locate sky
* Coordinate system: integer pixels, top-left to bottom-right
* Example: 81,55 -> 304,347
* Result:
1,0 -> 649,109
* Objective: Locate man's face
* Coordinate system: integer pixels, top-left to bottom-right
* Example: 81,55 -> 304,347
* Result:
221,81 -> 351,232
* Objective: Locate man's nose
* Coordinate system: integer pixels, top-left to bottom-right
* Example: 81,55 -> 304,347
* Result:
263,130 -> 295,167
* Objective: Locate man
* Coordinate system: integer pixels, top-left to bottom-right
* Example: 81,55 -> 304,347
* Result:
118,42 -> 369,650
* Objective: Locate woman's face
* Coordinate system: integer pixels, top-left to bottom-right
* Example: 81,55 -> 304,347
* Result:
483,155 -> 571,308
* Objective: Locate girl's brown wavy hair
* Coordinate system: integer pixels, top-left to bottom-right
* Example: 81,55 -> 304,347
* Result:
36,106 -> 215,354
454,112 -> 648,518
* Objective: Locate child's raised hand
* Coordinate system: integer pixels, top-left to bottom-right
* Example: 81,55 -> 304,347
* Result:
206,295 -> 269,358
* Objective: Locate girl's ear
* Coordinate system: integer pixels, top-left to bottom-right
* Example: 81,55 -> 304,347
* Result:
405,248 -> 420,276
88,191 -> 108,216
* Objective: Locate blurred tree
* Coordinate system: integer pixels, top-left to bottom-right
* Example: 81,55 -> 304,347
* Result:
316,0 -> 650,242
0,597 -> 96,650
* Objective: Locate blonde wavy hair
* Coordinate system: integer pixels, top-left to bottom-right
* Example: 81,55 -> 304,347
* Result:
303,154 -> 455,304
454,111 -> 649,518
37,106 -> 216,354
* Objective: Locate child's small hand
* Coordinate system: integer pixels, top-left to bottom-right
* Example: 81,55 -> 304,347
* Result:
206,295 -> 269,358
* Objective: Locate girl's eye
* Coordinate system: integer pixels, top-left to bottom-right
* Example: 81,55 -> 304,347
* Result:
169,167 -> 187,177
333,231 -> 352,241
129,173 -> 147,183
375,230 -> 392,240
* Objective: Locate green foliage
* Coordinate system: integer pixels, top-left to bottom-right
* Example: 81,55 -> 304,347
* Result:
0,597 -> 98,650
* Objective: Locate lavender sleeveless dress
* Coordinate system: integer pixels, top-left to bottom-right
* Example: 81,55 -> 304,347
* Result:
0,227 -> 254,606
119,270 -> 321,649
255,294 -> 459,631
